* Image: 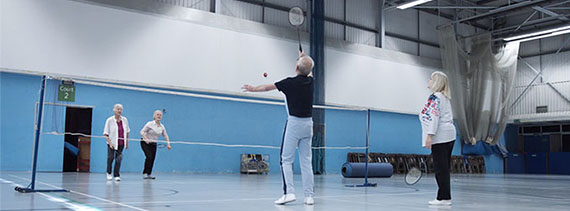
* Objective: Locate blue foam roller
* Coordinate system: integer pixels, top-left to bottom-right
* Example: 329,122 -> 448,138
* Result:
64,142 -> 79,156
341,162 -> 393,178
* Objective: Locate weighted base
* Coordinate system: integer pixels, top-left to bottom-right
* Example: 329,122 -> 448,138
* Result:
345,182 -> 377,187
15,186 -> 68,193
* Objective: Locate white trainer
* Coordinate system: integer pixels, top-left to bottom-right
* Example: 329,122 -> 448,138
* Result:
106,173 -> 112,180
428,199 -> 451,205
274,194 -> 296,205
304,196 -> 314,205
114,177 -> 121,181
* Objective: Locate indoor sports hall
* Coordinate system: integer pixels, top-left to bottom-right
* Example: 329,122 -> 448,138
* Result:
1,0 -> 569,210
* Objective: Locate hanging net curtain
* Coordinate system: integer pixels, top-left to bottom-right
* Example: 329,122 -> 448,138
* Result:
438,24 -> 520,145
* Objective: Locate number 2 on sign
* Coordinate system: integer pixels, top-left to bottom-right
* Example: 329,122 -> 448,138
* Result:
58,84 -> 75,102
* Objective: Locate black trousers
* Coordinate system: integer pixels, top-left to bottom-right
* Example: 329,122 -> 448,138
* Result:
141,141 -> 157,175
431,141 -> 455,200
107,145 -> 124,177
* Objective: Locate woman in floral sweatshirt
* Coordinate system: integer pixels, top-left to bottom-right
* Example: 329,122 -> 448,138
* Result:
420,71 -> 456,206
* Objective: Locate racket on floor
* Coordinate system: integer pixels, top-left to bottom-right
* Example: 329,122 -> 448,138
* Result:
288,7 -> 305,52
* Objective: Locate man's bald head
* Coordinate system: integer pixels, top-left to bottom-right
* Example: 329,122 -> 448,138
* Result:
296,56 -> 314,76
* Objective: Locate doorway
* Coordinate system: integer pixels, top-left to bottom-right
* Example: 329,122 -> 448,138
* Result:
63,107 -> 92,172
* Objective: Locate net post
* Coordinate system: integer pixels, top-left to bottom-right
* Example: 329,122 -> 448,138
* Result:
31,75 -> 46,190
15,75 -> 68,193
346,108 -> 377,187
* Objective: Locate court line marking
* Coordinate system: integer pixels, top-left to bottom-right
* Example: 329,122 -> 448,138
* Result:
1,177 -> 101,211
84,190 -> 430,206
8,175 -> 149,211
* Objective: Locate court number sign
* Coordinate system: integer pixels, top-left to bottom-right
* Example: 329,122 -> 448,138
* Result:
58,84 -> 75,102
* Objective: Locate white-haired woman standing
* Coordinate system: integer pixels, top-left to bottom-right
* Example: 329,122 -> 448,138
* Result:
103,104 -> 130,181
420,71 -> 456,206
140,110 -> 171,179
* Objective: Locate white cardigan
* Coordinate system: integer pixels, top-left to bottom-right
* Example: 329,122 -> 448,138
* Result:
103,116 -> 130,149
419,92 -> 456,147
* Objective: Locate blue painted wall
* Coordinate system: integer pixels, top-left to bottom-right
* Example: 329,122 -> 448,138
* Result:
324,109 -> 462,174
1,73 -> 46,171
2,72 -> 469,174
2,72 -> 287,173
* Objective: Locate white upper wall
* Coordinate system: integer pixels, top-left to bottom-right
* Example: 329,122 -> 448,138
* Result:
2,0 -> 297,99
1,0 -> 439,114
324,46 -> 437,113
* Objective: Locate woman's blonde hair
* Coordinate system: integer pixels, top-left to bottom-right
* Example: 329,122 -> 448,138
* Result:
430,71 -> 451,99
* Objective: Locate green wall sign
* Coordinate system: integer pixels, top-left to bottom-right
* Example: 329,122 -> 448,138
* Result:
58,84 -> 75,102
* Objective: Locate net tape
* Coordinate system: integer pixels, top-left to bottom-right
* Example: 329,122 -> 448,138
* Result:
44,131 -> 367,150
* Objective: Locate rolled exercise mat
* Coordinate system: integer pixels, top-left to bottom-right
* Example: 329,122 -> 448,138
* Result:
341,162 -> 393,178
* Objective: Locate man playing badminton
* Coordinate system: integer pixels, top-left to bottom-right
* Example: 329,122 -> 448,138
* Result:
242,51 -> 315,206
